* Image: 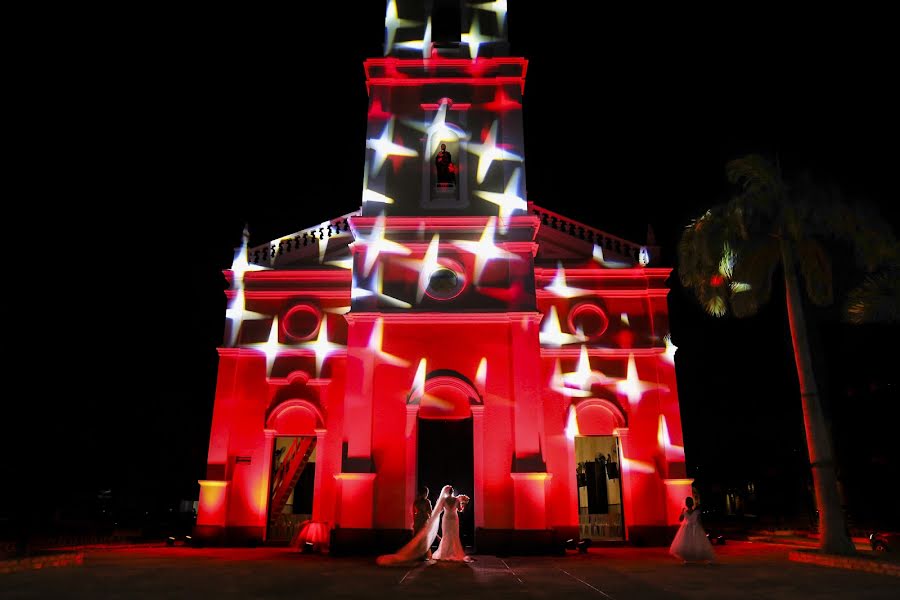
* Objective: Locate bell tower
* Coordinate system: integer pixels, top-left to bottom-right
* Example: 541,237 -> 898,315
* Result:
362,0 -> 526,217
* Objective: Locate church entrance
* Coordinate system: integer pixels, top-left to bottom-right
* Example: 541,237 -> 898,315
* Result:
575,435 -> 625,540
417,417 -> 475,549
266,435 -> 317,544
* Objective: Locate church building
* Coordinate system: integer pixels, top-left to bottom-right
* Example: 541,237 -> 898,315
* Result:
195,0 -> 690,554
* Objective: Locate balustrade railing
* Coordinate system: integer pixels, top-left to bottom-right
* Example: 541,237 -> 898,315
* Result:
530,204 -> 648,262
247,210 -> 359,265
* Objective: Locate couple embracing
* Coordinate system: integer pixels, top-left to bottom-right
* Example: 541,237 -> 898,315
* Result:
377,485 -> 472,566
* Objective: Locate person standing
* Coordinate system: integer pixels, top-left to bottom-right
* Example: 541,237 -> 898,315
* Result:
669,496 -> 716,564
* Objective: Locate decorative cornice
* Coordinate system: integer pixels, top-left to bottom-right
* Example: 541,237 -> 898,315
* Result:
344,311 -> 542,324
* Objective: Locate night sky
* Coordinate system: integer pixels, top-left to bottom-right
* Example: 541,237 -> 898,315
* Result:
11,3 -> 898,529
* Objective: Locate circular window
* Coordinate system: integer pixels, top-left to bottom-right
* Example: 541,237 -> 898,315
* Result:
567,302 -> 609,338
424,260 -> 466,300
281,304 -> 322,341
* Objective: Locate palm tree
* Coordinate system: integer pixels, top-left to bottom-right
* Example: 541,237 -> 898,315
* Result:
678,154 -> 897,555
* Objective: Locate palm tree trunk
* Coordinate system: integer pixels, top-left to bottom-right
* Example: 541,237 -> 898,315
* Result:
781,240 -> 855,555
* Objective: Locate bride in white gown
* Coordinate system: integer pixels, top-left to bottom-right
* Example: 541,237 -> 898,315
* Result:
377,485 -> 471,566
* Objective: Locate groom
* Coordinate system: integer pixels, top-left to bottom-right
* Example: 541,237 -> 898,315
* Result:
412,486 -> 433,560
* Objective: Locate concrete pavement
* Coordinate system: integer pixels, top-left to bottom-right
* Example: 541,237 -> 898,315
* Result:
1,541 -> 897,599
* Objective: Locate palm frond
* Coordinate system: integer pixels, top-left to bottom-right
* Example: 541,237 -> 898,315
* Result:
845,268 -> 900,324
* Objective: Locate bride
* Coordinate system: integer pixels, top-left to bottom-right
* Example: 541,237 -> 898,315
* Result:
377,485 -> 471,566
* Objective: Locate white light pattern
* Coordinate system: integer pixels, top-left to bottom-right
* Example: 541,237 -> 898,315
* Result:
249,316 -> 292,376
413,357 -> 427,392
658,414 -> 685,460
465,120 -> 522,183
474,167 -> 526,233
368,317 -> 410,368
544,261 -> 591,298
461,12 -> 496,58
224,287 -> 267,347
362,158 -> 396,206
476,357 -> 487,392
540,305 -> 588,347
470,0 -> 507,31
404,98 -> 470,156
230,224 -> 269,288
326,257 -> 354,270
592,244 -> 632,269
550,359 -> 593,398
621,457 -> 656,474
357,213 -> 411,277
366,117 -> 419,175
452,216 -> 517,284
395,16 -> 432,57
662,333 -> 678,365
396,233 -> 441,302
620,313 -> 630,327
639,246 -> 650,267
384,0 -> 420,54
613,354 -> 668,407
565,404 -> 580,440
299,317 -> 345,377
374,263 -> 412,308
324,305 -> 351,315
562,345 -> 616,391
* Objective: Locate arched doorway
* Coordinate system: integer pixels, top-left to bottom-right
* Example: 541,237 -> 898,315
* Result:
571,399 -> 627,541
409,372 -> 481,549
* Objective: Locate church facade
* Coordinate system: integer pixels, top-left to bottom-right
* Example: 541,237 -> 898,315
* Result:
196,0 -> 690,554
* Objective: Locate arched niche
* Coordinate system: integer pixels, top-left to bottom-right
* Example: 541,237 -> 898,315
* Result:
266,399 -> 325,436
408,373 -> 482,420
574,398 -> 627,436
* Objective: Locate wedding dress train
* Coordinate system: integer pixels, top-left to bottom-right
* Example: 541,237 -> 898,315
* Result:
376,486 -> 470,566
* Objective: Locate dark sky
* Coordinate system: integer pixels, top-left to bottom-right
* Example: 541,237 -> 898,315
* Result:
13,3 -> 898,522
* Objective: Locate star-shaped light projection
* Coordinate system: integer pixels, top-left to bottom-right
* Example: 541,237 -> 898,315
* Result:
230,224 -> 269,288
471,0 -> 508,31
367,317 -> 410,368
452,216 -> 518,285
658,415 -> 685,460
384,0 -> 420,54
621,457 -> 656,475
540,305 -> 588,347
661,333 -> 677,365
361,158 -> 396,206
550,359 -> 593,397
611,353 -> 668,407
404,98 -> 470,156
326,257 -> 354,270
324,305 -> 351,315
356,213 -> 411,277
561,345 -> 617,391
620,313 -> 630,327
544,261 -> 591,298
224,287 -> 267,347
395,233 -> 440,303
461,11 -> 497,58
248,316 -> 293,376
366,117 -> 418,175
412,357 -> 427,393
474,167 -> 527,233
475,357 -> 488,393
395,16 -> 432,57
357,263 -> 412,309
565,404 -> 580,440
592,244 -> 633,269
298,316 -> 345,377
465,120 -> 522,184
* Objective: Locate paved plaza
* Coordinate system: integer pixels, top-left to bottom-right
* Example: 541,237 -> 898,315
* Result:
2,541 -> 897,599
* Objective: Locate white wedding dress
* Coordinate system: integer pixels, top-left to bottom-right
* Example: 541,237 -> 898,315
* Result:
377,486 -> 470,566
669,508 -> 715,562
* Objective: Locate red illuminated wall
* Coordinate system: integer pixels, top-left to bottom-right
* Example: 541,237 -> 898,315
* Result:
196,1 -> 689,551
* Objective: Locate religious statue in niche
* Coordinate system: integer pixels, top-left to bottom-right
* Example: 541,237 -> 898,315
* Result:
435,143 -> 456,186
